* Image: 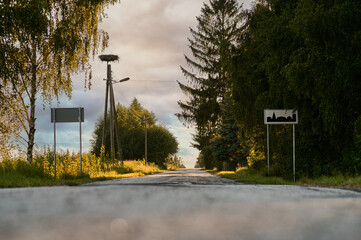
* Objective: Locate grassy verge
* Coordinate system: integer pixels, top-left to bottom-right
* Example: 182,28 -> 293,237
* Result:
297,175 -> 361,190
0,171 -> 162,188
209,168 -> 293,185
0,172 -> 97,188
0,169 -> 164,188
0,152 -> 172,188
209,168 -> 361,190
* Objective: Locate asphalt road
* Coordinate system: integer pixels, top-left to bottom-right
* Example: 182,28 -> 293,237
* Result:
1,169 -> 361,240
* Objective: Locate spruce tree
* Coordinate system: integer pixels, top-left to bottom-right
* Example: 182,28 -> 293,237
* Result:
211,92 -> 245,170
177,0 -> 245,150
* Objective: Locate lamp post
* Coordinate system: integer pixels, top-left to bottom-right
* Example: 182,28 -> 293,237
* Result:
144,116 -> 147,163
99,54 -> 130,164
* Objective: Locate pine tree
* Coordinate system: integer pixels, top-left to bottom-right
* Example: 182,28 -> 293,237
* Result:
176,0 -> 245,150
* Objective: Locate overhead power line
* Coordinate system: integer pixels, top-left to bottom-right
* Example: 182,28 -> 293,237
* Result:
130,79 -> 178,83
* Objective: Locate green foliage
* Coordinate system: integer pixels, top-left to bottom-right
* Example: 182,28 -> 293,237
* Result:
230,0 -> 361,178
298,175 -> 361,189
341,117 -> 361,175
188,0 -> 361,177
212,168 -> 292,185
210,93 -> 246,170
91,98 -> 178,167
199,146 -> 217,170
195,152 -> 205,168
247,145 -> 266,171
112,160 -> 159,175
147,126 -> 179,168
213,168 -> 361,189
177,0 -> 246,150
0,0 -> 120,162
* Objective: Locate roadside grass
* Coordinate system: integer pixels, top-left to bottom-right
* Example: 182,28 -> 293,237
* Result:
0,152 -> 172,188
297,175 -> 361,189
0,172 -> 97,188
210,167 -> 361,190
209,168 -> 293,185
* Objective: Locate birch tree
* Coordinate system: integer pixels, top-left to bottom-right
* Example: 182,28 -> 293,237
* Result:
0,0 -> 119,162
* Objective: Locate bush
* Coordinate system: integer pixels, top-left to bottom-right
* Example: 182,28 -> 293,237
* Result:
247,146 -> 266,171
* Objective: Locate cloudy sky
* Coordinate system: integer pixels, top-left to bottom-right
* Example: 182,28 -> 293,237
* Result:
34,0 -> 254,168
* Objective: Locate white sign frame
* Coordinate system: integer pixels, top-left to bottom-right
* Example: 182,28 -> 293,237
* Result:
264,109 -> 298,182
264,109 -> 298,124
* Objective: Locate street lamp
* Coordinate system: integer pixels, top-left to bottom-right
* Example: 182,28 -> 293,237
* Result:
116,77 -> 130,83
99,54 -> 130,164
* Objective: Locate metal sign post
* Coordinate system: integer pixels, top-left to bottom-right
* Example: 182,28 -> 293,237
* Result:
264,109 -> 298,182
293,124 -> 296,183
267,124 -> 270,176
53,108 -> 56,179
79,107 -> 82,177
144,116 -> 148,163
51,108 -> 84,179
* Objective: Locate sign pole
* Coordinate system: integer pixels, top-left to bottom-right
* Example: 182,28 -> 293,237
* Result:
267,124 -> 270,176
293,124 -> 296,183
53,108 -> 57,180
51,107 -> 84,179
79,108 -> 82,177
145,116 -> 148,163
264,109 -> 298,181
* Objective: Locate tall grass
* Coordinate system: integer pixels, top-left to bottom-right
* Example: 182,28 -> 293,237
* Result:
0,149 -> 177,188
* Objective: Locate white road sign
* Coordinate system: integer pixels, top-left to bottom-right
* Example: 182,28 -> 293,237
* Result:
264,109 -> 298,125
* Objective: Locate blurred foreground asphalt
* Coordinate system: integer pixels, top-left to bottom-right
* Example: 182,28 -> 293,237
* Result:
1,169 -> 361,240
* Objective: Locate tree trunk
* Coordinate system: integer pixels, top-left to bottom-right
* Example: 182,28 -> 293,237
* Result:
27,44 -> 37,163
26,89 -> 36,163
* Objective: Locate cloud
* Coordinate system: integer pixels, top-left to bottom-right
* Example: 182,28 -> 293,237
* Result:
31,0 -> 254,167
103,0 -> 203,51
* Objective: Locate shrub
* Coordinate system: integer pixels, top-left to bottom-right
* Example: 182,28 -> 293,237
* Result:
247,146 -> 266,171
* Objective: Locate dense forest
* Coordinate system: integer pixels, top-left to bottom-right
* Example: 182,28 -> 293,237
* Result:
179,0 -> 361,178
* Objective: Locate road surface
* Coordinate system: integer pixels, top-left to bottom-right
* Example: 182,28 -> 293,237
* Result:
1,169 -> 360,240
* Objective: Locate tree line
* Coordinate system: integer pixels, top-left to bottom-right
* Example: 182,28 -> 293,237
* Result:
178,0 -> 361,178
91,98 -> 179,168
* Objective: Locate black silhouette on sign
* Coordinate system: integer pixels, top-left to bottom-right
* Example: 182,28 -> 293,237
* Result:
267,112 -> 297,123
